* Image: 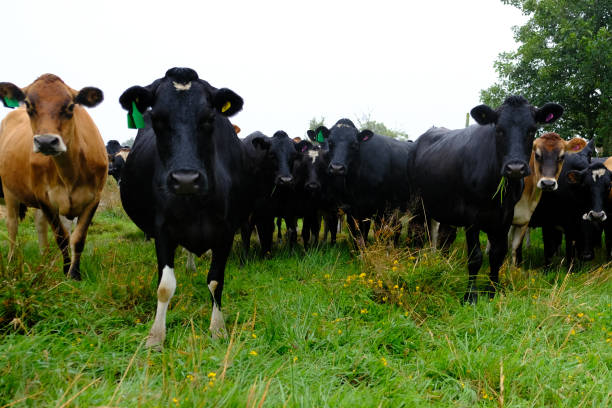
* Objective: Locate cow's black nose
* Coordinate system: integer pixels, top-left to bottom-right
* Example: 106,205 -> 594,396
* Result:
305,182 -> 321,192
329,163 -> 346,175
169,170 -> 202,195
503,162 -> 529,179
276,175 -> 293,186
539,178 -> 557,191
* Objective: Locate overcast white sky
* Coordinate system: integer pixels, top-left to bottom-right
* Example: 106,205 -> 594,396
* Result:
2,0 -> 527,142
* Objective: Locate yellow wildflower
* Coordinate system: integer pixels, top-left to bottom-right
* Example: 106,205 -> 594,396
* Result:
208,372 -> 216,378
360,309 -> 368,314
249,350 -> 258,356
381,357 -> 388,366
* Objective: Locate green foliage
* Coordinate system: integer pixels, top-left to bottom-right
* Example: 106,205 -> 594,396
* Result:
308,116 -> 326,131
482,0 -> 611,152
357,114 -> 410,140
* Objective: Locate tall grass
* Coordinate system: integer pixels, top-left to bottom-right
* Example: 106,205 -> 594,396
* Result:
0,181 -> 610,407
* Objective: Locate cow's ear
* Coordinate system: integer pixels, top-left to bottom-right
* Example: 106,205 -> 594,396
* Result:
252,136 -> 270,151
213,88 -> 243,117
565,137 -> 586,153
74,87 -> 103,108
471,104 -> 498,125
295,140 -> 312,153
357,130 -> 373,142
233,124 -> 241,134
0,82 -> 25,108
567,169 -> 585,184
535,103 -> 563,124
307,130 -> 316,141
119,86 -> 154,114
315,126 -> 330,141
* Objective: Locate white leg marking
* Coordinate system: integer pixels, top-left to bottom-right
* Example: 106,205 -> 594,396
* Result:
208,280 -> 227,338
147,266 -> 176,348
430,220 -> 440,250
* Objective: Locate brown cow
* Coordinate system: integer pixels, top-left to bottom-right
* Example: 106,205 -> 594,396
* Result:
0,74 -> 108,279
508,133 -> 586,265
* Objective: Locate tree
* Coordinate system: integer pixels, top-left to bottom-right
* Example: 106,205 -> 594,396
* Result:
356,114 -> 410,141
122,137 -> 135,147
481,0 -> 611,152
308,116 -> 326,131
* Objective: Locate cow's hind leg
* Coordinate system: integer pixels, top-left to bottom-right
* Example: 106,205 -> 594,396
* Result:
208,241 -> 232,339
486,230 -> 508,298
67,201 -> 100,280
463,227 -> 482,303
147,236 -> 177,350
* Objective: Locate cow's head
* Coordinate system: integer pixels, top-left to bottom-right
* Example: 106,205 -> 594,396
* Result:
471,96 -> 563,179
119,68 -> 242,197
251,131 -> 301,188
292,140 -> 325,195
0,74 -> 103,156
531,133 -> 585,191
316,119 -> 372,176
567,162 -> 612,223
106,140 -> 122,155
108,149 -> 129,183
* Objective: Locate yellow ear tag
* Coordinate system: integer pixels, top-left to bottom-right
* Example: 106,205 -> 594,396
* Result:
221,101 -> 231,113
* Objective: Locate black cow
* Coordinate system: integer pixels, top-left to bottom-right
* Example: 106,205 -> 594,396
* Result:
106,140 -> 122,155
529,140 -> 598,264
316,119 -> 413,246
408,96 -> 563,302
118,67 -> 246,348
240,130 -> 304,256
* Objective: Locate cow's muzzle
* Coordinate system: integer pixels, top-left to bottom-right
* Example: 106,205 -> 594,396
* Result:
583,210 -> 607,222
275,175 -> 294,187
502,161 -> 530,179
537,178 -> 558,191
168,170 -> 207,195
305,181 -> 321,193
328,163 -> 346,176
33,134 -> 67,156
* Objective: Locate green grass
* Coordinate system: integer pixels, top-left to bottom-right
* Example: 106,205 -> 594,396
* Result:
0,183 -> 610,407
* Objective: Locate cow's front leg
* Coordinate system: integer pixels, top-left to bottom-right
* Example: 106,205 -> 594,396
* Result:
208,241 -> 232,339
39,205 -> 71,276
486,229 -> 508,298
463,226 -> 482,303
147,236 -> 177,350
67,201 -> 100,280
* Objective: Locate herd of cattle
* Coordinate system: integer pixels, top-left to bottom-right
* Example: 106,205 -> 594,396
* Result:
0,68 -> 610,348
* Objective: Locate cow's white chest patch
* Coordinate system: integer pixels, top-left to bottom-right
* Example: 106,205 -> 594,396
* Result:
173,81 -> 192,91
307,149 -> 319,164
592,168 -> 606,181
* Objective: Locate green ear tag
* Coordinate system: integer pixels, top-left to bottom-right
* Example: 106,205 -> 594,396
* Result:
131,101 -> 145,129
127,113 -> 136,129
316,130 -> 325,143
3,97 -> 20,108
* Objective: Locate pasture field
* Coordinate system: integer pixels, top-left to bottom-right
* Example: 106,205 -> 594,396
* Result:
0,181 -> 611,407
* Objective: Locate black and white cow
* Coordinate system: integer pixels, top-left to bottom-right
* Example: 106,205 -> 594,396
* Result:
118,67 -> 247,348
408,95 -> 563,302
108,147 -> 130,184
566,157 -> 612,260
316,119 -> 413,246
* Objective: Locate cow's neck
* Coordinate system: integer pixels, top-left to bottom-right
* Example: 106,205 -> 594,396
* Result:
50,138 -> 81,187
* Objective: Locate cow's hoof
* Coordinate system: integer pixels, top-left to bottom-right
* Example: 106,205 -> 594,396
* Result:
68,268 -> 82,281
146,334 -> 164,351
462,291 -> 478,304
210,327 -> 228,340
